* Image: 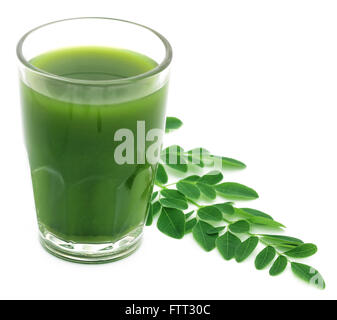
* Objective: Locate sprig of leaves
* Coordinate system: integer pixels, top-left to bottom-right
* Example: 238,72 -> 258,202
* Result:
146,116 -> 325,290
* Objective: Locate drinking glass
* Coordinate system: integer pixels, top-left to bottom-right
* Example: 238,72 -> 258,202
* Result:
17,17 -> 172,263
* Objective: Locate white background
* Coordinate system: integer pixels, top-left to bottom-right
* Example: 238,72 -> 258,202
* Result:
0,0 -> 336,300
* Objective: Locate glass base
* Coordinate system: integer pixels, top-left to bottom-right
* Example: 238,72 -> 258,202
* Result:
39,226 -> 143,264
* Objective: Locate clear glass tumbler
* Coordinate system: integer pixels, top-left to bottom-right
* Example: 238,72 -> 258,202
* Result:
17,17 -> 172,263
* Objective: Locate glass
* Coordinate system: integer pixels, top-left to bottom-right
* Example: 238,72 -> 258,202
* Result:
17,17 -> 172,263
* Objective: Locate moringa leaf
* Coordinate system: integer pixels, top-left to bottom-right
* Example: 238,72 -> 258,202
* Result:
161,145 -> 184,153
161,145 -> 184,161
151,191 -> 159,202
234,208 -> 284,228
206,226 -> 226,235
196,182 -> 217,199
160,189 -> 186,200
208,155 -> 246,169
199,170 -> 223,185
157,207 -> 185,239
182,175 -> 200,182
216,231 -> 241,260
255,246 -> 276,270
284,243 -> 317,258
186,148 -> 211,167
165,162 -> 188,173
214,202 -> 235,215
197,206 -> 223,222
275,244 -> 300,250
155,164 -> 168,185
291,262 -> 325,289
235,236 -> 259,262
192,221 -> 218,252
187,148 -> 210,156
247,216 -> 285,229
186,153 -> 205,168
165,117 -> 183,133
269,255 -> 288,276
239,208 -> 273,220
152,201 -> 162,216
219,157 -> 246,168
233,207 -> 254,218
215,182 -> 259,200
229,220 -> 250,233
161,146 -> 188,172
197,206 -> 222,222
185,218 -> 197,234
176,181 -> 200,199
261,235 -> 303,247
160,197 -> 188,210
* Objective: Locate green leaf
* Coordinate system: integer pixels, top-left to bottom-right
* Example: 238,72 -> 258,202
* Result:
187,148 -> 210,156
234,208 -> 284,228
186,153 -> 205,168
214,202 -> 235,215
186,148 -> 211,167
208,155 -> 246,169
185,218 -> 197,234
196,182 -> 217,199
161,145 -> 184,161
261,235 -> 303,247
152,201 -> 162,216
182,175 -> 200,182
247,216 -> 285,228
229,220 -> 250,233
161,145 -> 188,172
155,164 -> 168,185
216,231 -> 241,260
233,207 -> 253,218
199,170 -> 223,185
192,221 -> 218,252
291,262 -> 325,289
165,117 -> 183,133
184,210 -> 194,220
284,243 -> 317,258
197,206 -> 223,222
151,191 -> 159,202
255,246 -> 276,270
159,198 -> 188,210
157,207 -> 185,239
146,204 -> 153,226
239,208 -> 273,220
215,182 -> 259,200
160,189 -> 186,200
206,226 -> 226,235
235,236 -> 259,262
269,255 -> 288,276
165,162 -> 188,173
176,181 -> 201,199
220,157 -> 247,168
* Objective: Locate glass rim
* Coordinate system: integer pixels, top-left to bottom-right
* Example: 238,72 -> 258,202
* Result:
16,17 -> 173,85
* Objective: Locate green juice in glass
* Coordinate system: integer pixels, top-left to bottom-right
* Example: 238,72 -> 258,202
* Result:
20,46 -> 167,246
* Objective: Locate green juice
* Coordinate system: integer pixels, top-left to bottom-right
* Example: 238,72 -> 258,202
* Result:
21,46 -> 167,244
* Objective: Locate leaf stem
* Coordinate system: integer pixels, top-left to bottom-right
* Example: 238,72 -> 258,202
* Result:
155,183 -> 166,189
162,182 -> 178,187
155,183 -> 203,208
247,232 -> 291,262
187,198 -> 202,208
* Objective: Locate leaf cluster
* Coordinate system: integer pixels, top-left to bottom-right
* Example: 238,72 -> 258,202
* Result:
147,117 -> 325,289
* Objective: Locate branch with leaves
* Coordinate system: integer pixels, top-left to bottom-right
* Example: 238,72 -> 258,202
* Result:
146,117 -> 325,290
